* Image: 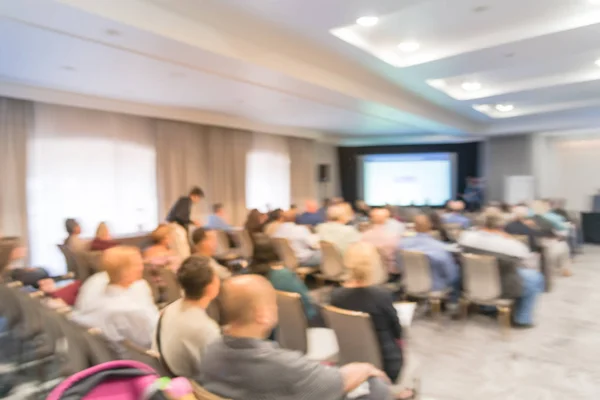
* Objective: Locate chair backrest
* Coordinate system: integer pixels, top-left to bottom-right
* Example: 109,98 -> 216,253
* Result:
272,238 -> 299,270
238,230 -> 254,259
319,240 -> 345,279
399,250 -> 433,294
158,267 -> 182,305
120,339 -> 169,377
322,305 -> 382,368
275,291 -> 308,354
461,253 -> 502,302
215,230 -> 232,256
58,244 -> 79,277
85,329 -> 120,366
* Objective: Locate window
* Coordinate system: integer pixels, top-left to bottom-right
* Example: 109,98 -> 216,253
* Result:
27,104 -> 158,275
245,133 -> 290,212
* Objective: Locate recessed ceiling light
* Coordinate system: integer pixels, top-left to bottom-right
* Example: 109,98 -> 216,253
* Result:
461,81 -> 482,91
473,104 -> 491,111
397,41 -> 420,52
356,16 -> 379,27
495,104 -> 514,112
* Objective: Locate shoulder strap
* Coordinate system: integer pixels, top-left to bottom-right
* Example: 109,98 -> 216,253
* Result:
155,311 -> 177,377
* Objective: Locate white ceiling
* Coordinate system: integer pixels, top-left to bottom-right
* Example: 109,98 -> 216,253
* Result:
2,0 -> 600,144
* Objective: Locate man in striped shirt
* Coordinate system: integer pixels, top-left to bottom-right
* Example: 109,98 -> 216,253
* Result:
199,275 -> 401,400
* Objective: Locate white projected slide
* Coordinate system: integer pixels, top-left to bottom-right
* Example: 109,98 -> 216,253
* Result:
362,153 -> 454,206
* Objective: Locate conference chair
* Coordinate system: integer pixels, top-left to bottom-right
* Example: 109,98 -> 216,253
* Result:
143,264 -> 181,307
399,250 -> 448,319
275,291 -> 338,363
322,305 -> 420,390
238,230 -> 254,259
272,238 -> 318,281
315,240 -> 347,285
120,339 -> 169,377
460,253 -> 514,338
214,230 -> 240,261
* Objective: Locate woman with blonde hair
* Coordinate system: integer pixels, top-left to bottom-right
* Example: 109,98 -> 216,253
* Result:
330,242 -> 412,398
89,222 -> 118,251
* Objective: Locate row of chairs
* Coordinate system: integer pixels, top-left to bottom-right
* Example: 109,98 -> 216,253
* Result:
275,291 -> 418,390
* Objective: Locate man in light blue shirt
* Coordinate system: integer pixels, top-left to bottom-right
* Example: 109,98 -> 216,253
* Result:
442,200 -> 471,228
274,210 -> 320,266
399,214 -> 460,300
316,204 -> 361,255
206,203 -> 233,231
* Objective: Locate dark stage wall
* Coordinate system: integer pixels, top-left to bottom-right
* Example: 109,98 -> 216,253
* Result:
337,141 -> 482,205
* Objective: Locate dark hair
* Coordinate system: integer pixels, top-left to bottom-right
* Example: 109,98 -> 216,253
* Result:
248,234 -> 280,277
177,256 -> 215,300
0,237 -> 21,276
500,202 -> 511,213
191,227 -> 212,246
290,204 -> 297,210
65,218 -> 79,235
266,209 -> 282,223
323,198 -> 331,207
189,187 -> 205,198
244,209 -> 263,234
212,203 -> 223,213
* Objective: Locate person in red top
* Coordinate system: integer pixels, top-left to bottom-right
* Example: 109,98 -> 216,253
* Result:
89,222 -> 118,251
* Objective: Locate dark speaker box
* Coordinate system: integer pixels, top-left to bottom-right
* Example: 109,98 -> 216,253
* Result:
318,164 -> 330,182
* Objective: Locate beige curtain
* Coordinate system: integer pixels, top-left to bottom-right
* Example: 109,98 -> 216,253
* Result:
206,127 -> 252,226
155,120 -> 209,221
288,137 -> 317,207
0,97 -> 33,240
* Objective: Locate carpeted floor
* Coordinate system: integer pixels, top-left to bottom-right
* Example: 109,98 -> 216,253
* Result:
409,245 -> 600,400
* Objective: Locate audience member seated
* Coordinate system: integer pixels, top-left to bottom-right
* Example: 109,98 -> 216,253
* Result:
384,205 -> 406,237
73,246 -> 159,348
273,210 -> 321,267
247,234 -> 318,323
331,243 -> 412,399
459,212 -> 545,328
530,200 -> 573,277
296,200 -> 324,226
64,218 -> 88,252
504,205 -> 542,253
355,200 -> 371,218
442,200 -> 471,228
143,224 -> 181,272
263,209 -> 284,237
153,256 -> 221,379
362,208 -> 402,280
244,208 -> 266,237
427,211 -> 452,243
206,203 -> 233,231
191,227 -> 231,280
399,215 -> 460,305
317,198 -> 331,223
89,222 -> 118,251
316,204 -> 361,254
199,274 -> 409,400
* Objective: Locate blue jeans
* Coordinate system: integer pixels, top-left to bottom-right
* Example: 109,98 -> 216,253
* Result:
514,268 -> 545,325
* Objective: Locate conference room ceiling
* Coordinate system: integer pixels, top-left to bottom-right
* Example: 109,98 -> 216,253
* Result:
2,0 -> 600,144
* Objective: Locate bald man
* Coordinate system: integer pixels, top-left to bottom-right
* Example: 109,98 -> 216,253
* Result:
199,275 -> 402,400
362,208 -> 401,277
399,215 -> 460,298
273,210 -> 321,266
296,199 -> 324,226
73,246 -> 159,348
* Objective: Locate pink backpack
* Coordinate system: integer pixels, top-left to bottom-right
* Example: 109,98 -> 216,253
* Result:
47,360 -> 177,400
